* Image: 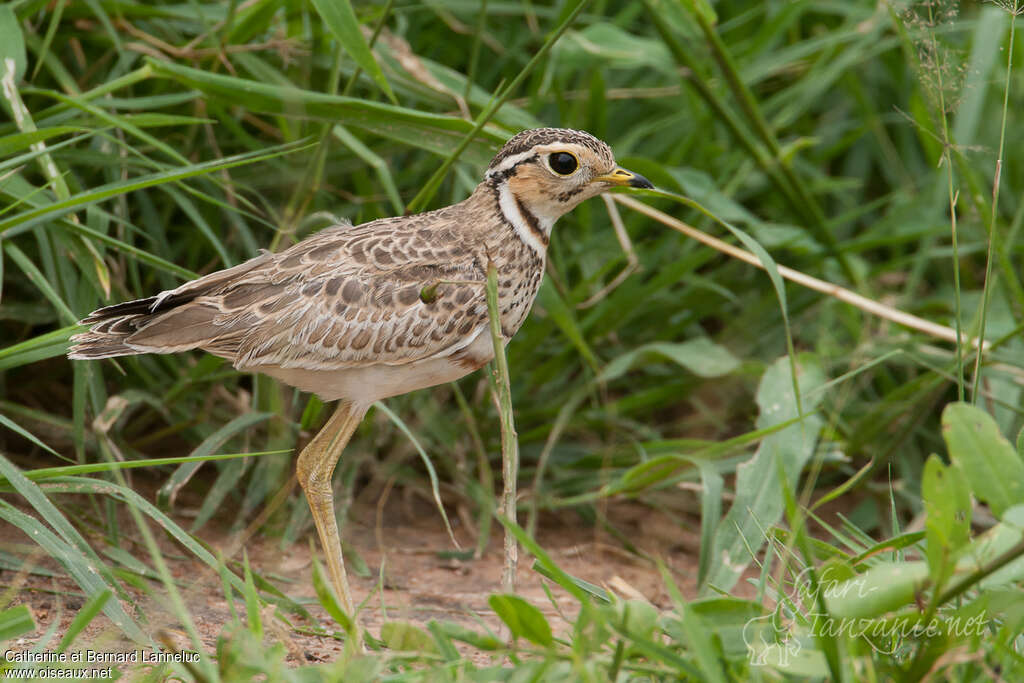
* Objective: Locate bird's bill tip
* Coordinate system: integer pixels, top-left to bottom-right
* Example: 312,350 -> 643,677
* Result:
594,167 -> 654,190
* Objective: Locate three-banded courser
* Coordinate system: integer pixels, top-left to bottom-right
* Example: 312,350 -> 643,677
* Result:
69,128 -> 652,635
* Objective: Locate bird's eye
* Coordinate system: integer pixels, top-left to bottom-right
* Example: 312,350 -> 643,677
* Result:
548,152 -> 579,176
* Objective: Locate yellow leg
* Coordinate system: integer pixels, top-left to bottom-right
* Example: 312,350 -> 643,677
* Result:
296,401 -> 367,638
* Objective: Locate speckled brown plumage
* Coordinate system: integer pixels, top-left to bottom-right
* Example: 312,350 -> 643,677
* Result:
70,128 -> 651,405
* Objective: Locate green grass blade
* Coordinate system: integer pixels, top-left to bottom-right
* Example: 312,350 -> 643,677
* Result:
310,0 -> 397,104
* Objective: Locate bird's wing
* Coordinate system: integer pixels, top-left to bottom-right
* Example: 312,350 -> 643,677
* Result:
122,221 -> 493,370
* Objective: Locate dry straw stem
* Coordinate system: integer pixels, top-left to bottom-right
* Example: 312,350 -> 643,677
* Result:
613,195 -> 988,351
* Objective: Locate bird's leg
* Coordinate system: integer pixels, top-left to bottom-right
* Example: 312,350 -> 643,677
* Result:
296,400 -> 367,635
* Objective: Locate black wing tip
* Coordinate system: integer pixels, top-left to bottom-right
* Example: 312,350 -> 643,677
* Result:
79,296 -> 160,324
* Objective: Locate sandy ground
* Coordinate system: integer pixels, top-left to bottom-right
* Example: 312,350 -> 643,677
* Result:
3,485 -> 722,667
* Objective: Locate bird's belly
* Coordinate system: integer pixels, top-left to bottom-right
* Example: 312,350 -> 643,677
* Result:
248,329 -> 497,406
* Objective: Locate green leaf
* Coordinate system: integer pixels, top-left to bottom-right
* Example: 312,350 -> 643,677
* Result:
702,355 -> 825,594
428,621 -> 502,651
676,605 -> 728,683
0,326 -> 77,372
684,0 -> 718,24
0,604 -> 35,642
0,139 -> 313,238
824,562 -> 929,619
556,23 -> 674,74
40,477 -> 254,602
146,58 -> 502,166
943,402 -> 1024,518
0,5 -> 26,84
56,590 -> 110,653
696,460 -> 724,587
425,621 -> 459,661
603,455 -> 691,495
0,501 -> 145,642
922,455 -> 971,587
310,0 -> 396,104
0,127 -> 84,156
610,599 -> 659,639
156,411 -> 272,510
600,338 -> 741,381
529,559 -> 611,603
488,594 -> 553,647
242,551 -> 262,639
311,557 -> 354,633
959,506 -> 1024,589
0,411 -> 60,456
380,621 -> 438,653
686,598 -> 766,657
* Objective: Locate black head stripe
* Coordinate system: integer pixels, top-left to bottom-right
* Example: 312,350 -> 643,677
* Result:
513,195 -> 548,247
487,153 -> 537,185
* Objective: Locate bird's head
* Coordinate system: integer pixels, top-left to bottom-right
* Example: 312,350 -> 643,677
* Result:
484,128 -> 652,241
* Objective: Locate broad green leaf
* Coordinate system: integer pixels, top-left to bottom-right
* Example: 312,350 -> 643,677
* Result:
684,0 -> 718,24
702,354 -> 825,594
310,0 -> 396,103
824,562 -> 929,619
609,599 -> 659,639
555,24 -> 674,74
488,594 -> 553,647
601,338 -> 741,381
146,58 -> 503,166
922,455 -> 971,587
603,454 -> 691,495
943,402 -> 1024,518
536,280 -> 599,371
0,6 -> 26,84
964,505 -> 1024,589
0,604 -> 35,641
428,621 -> 502,651
380,621 -> 438,653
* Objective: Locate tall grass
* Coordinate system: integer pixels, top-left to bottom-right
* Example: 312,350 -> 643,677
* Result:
2,0 -> 1024,679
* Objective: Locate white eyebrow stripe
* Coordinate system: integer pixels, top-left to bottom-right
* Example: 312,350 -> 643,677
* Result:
486,150 -> 538,178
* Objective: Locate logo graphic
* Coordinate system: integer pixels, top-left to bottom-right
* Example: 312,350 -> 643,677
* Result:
741,565 -> 990,667
743,612 -> 802,667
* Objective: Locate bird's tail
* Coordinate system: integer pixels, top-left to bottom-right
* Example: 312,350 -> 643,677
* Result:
67,295 -> 182,359
67,250 -> 275,361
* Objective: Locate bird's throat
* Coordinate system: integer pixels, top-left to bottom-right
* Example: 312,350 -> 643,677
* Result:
495,181 -> 553,256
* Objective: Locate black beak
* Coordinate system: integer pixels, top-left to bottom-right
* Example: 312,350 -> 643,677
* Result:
628,172 -> 654,189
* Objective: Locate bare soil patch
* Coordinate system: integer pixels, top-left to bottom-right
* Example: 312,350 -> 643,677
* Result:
3,484 -> 713,665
